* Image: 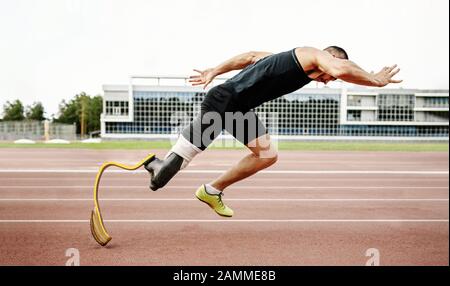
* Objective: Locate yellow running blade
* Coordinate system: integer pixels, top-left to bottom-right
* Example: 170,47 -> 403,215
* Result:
90,153 -> 155,247
90,209 -> 111,246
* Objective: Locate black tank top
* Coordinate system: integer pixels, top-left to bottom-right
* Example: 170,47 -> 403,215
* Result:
220,48 -> 312,110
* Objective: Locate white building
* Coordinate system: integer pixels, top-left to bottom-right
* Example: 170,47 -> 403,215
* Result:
101,76 -> 449,140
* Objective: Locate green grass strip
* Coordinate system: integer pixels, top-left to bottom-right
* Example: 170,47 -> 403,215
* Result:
0,140 -> 448,152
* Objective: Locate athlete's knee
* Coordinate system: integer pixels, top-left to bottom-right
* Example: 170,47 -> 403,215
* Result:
247,135 -> 278,165
260,151 -> 278,166
254,148 -> 278,169
267,151 -> 278,164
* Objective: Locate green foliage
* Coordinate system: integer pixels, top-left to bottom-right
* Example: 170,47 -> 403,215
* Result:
25,102 -> 46,121
54,92 -> 103,134
87,95 -> 103,133
2,100 -> 25,121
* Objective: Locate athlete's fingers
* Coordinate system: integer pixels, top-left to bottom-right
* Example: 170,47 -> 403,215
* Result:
390,79 -> 403,83
389,68 -> 400,78
386,64 -> 397,73
190,78 -> 203,84
191,80 -> 205,85
203,79 -> 213,89
193,69 -> 203,74
190,76 -> 205,81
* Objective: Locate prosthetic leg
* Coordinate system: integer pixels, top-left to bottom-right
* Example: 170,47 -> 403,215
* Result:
144,152 -> 184,191
90,154 -> 155,247
144,135 -> 202,191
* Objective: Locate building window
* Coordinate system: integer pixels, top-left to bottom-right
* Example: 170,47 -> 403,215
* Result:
347,110 -> 361,121
103,89 -> 449,138
377,94 -> 414,121
256,94 -> 340,136
423,97 -> 449,108
106,101 -> 129,116
338,125 -> 449,137
421,111 -> 449,122
347,95 -> 362,106
104,92 -> 340,136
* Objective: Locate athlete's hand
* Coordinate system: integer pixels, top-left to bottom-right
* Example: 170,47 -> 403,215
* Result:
189,68 -> 216,89
373,65 -> 402,87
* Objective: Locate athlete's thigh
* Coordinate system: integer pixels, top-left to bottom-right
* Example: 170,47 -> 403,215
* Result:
181,108 -> 224,150
224,110 -> 269,151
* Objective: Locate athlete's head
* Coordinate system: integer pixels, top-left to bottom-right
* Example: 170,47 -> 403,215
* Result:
324,46 -> 349,60
315,46 -> 349,84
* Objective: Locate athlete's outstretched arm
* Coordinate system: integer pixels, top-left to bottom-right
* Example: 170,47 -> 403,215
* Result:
189,51 -> 273,89
315,50 -> 402,87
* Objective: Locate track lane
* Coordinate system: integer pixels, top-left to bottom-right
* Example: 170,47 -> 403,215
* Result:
0,148 -> 448,265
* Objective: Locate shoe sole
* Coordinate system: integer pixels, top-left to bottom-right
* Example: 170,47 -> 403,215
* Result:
195,192 -> 233,218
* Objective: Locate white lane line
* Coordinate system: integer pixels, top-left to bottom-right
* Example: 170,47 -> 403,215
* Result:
0,169 -> 448,175
0,186 -> 448,190
0,219 -> 448,223
0,198 -> 448,202
1,177 -> 449,181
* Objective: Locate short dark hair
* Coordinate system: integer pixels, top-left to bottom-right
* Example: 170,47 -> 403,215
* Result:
324,46 -> 349,60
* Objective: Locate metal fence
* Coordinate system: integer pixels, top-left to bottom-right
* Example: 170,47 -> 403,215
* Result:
0,121 -> 76,141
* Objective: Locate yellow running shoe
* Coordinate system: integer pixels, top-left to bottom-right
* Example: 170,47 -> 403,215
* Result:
195,185 -> 234,217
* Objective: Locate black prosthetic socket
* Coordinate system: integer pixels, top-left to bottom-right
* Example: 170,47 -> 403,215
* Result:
144,152 -> 184,191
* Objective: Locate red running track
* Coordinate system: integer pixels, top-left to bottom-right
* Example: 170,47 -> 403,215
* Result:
0,148 -> 448,265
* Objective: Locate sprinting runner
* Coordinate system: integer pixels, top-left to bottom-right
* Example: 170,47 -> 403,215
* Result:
144,46 -> 402,217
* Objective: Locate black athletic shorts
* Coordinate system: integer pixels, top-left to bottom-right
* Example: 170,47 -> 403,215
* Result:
182,85 -> 267,150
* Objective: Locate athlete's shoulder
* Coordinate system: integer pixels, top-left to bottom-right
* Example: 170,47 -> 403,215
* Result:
294,47 -> 322,71
295,46 -> 322,55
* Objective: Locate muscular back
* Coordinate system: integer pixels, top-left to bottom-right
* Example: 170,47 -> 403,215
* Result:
221,48 -> 313,110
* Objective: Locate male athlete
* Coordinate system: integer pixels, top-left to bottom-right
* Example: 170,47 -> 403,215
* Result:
144,46 -> 402,217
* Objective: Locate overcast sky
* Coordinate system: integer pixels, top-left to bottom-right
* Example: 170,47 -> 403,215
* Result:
0,0 -> 448,117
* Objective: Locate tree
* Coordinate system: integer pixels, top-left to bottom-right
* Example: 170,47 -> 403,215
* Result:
54,92 -> 103,135
87,95 -> 103,133
25,102 -> 46,121
2,100 -> 25,121
55,99 -> 79,125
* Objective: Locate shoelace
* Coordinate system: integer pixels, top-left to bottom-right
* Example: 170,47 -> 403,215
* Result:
216,192 -> 225,209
